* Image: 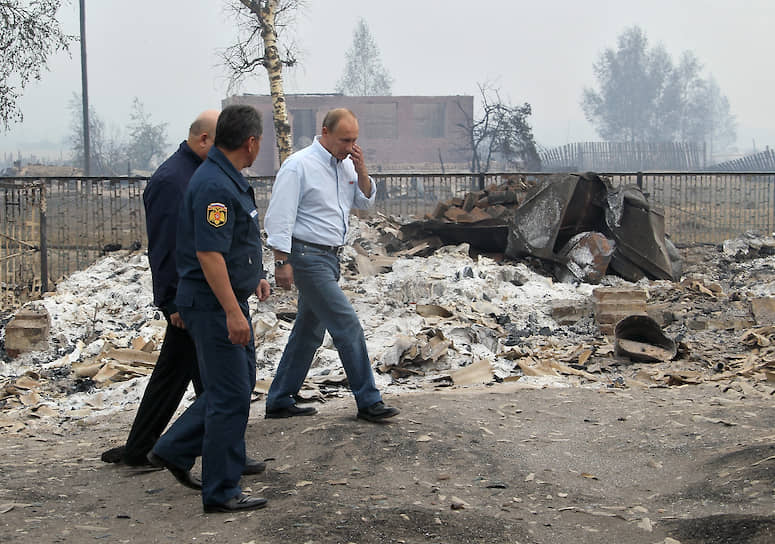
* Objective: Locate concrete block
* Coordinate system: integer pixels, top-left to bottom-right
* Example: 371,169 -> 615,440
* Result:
551,299 -> 592,325
5,307 -> 50,357
592,287 -> 648,303
592,287 -> 648,336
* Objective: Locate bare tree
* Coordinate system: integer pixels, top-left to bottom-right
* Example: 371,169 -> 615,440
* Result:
222,0 -> 303,164
68,95 -> 167,175
68,94 -> 126,176
457,83 -> 540,173
0,0 -> 74,130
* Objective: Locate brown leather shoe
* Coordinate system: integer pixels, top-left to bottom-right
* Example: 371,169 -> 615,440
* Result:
204,493 -> 268,513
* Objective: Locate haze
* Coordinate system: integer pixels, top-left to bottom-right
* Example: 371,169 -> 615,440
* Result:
1,0 -> 773,162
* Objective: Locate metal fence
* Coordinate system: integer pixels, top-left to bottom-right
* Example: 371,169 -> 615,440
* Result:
2,172 -> 774,309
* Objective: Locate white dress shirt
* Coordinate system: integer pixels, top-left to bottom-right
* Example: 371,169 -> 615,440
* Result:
264,136 -> 376,253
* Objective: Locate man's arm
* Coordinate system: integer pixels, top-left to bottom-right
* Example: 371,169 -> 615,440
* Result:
144,177 -> 182,317
196,250 -> 250,346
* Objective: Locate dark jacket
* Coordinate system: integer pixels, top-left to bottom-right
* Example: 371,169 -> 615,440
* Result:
143,141 -> 203,314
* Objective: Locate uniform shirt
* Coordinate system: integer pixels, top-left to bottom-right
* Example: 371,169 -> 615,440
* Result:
175,146 -> 266,303
264,136 -> 376,253
142,141 -> 203,314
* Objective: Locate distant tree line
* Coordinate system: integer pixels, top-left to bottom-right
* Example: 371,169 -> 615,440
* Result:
68,95 -> 168,176
2,5 -> 743,174
582,26 -> 736,156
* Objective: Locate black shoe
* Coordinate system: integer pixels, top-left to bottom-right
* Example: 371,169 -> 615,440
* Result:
357,401 -> 400,422
265,404 -> 318,419
123,452 -> 155,467
101,445 -> 126,464
146,451 -> 202,490
243,456 -> 266,475
204,493 -> 268,513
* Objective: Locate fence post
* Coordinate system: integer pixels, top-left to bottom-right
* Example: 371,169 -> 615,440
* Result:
636,171 -> 643,190
39,182 -> 48,294
478,172 -> 485,191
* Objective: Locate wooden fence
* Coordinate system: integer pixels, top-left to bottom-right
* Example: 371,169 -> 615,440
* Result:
709,148 -> 775,172
540,141 -> 706,171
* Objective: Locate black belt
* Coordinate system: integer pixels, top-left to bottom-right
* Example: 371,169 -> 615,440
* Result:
292,237 -> 342,254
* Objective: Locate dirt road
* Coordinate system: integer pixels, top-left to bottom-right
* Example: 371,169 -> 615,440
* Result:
1,382 -> 773,544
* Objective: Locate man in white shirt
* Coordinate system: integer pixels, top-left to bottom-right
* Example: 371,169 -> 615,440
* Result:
263,108 -> 399,422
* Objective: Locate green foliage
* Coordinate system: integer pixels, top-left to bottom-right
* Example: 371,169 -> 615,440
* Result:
0,0 -> 74,130
582,26 -> 736,151
335,18 -> 393,96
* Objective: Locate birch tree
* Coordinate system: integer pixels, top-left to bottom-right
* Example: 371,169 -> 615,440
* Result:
223,0 -> 302,164
0,0 -> 74,130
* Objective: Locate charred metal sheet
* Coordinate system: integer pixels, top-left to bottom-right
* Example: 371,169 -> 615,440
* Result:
605,186 -> 675,281
505,173 -> 609,261
505,174 -> 579,260
554,173 -> 609,250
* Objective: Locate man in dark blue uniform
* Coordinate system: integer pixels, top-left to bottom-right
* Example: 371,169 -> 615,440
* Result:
100,110 -> 265,476
148,104 -> 271,514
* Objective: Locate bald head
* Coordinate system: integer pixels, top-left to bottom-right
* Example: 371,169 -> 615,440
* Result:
187,109 -> 219,160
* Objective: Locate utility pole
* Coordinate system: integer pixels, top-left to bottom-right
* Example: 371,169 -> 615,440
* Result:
79,0 -> 90,176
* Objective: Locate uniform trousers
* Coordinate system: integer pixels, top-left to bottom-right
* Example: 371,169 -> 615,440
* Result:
122,311 -> 203,465
153,296 -> 255,506
266,240 -> 382,411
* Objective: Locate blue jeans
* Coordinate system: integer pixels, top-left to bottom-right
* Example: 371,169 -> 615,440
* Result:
267,240 -> 382,411
153,293 -> 255,506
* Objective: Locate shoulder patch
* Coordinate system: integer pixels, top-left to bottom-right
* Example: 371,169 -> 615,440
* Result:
206,202 -> 227,227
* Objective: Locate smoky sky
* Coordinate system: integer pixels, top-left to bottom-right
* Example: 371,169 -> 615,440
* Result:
2,0 -> 772,159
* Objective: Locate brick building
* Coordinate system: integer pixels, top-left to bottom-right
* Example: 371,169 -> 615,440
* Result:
223,94 -> 473,175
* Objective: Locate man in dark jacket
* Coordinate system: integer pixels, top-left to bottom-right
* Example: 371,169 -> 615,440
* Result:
148,104 -> 271,513
101,111 -> 263,475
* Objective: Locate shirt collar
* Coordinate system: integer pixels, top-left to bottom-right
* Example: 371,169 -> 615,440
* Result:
312,136 -> 339,167
179,140 -> 203,165
206,146 -> 250,192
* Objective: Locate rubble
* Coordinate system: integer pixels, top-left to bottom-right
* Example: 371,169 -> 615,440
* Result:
1,217 -> 775,434
396,172 -> 682,284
